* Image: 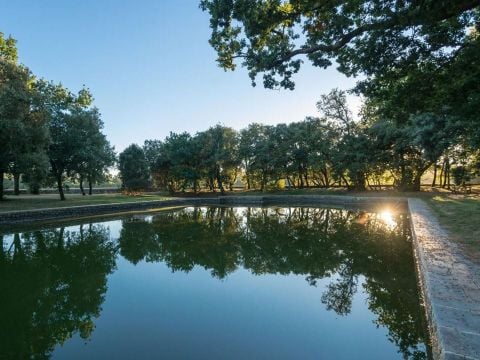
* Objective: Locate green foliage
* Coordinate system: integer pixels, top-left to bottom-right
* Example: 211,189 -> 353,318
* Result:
0,36 -> 49,198
39,82 -> 105,199
198,125 -> 240,193
143,126 -> 240,194
1,32 -> 114,200
200,1 -> 479,189
451,166 -> 472,186
118,144 -> 151,191
0,32 -> 17,62
68,108 -> 116,194
201,0 -> 478,89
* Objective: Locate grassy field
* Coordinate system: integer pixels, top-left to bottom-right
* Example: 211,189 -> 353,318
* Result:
0,193 -> 170,213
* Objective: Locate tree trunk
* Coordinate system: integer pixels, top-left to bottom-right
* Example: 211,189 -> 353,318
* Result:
208,177 -> 214,191
431,163 -> 437,187
353,173 -> 366,191
286,176 -> 296,189
298,167 -> 304,188
0,171 -> 4,200
446,161 -> 451,189
400,163 -> 406,190
88,179 -> 93,195
439,161 -> 445,187
443,158 -> 449,188
340,175 -> 350,189
216,167 -> 225,195
14,173 -> 20,195
79,176 -> 86,196
412,174 -> 422,191
322,167 -> 330,188
57,175 -> 65,201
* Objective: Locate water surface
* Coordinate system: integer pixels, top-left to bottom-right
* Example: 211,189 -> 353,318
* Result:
0,206 -> 430,359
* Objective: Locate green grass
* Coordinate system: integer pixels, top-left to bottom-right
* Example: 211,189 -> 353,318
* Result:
0,193 -> 171,213
425,195 -> 480,255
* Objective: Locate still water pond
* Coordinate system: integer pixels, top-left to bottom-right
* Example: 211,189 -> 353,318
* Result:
0,206 -> 430,359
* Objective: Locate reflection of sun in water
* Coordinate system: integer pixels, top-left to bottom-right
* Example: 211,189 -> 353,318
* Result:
379,210 -> 396,229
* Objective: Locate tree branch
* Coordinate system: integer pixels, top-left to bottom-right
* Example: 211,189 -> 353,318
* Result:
274,0 -> 480,65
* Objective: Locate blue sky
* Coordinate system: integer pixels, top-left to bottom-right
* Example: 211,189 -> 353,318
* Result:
1,0 -> 359,152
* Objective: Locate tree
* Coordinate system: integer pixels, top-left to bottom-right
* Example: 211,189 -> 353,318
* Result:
198,125 -> 240,195
239,124 -> 279,191
239,123 -> 265,189
0,32 -> 17,62
69,108 -> 116,195
0,33 -> 49,199
118,144 -> 151,191
304,117 -> 336,188
36,81 -> 95,200
143,139 -> 164,188
200,0 -> 479,90
316,89 -> 373,190
163,132 -> 203,193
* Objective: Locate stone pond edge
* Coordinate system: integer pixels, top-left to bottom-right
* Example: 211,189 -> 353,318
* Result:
409,198 -> 480,360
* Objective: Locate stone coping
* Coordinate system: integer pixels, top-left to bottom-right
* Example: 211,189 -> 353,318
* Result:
409,198 -> 480,360
0,195 -> 406,226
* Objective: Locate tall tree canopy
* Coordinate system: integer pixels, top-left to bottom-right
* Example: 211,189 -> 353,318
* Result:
200,0 -> 479,89
37,81 -> 96,200
118,144 -> 151,191
0,33 -> 49,199
69,108 -> 116,196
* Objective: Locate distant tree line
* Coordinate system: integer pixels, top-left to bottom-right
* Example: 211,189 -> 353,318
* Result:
119,87 -> 479,194
0,33 -> 115,200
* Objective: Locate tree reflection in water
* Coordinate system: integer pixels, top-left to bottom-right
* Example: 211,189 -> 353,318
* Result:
0,225 -> 117,359
119,207 -> 429,359
0,206 -> 429,359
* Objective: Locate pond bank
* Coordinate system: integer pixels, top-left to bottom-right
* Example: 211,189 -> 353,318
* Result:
409,199 -> 480,360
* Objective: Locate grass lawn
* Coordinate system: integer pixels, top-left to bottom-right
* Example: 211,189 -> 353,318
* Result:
425,194 -> 480,256
0,193 -> 171,213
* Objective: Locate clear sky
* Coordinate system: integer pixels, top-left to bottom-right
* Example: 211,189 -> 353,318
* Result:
0,0 -> 360,152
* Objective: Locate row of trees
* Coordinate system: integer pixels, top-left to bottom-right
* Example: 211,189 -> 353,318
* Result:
119,88 -> 479,193
119,0 -> 480,194
196,0 -> 480,191
0,33 -> 115,200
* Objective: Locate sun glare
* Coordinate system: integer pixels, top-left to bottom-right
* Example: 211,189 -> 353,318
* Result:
379,210 -> 396,229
